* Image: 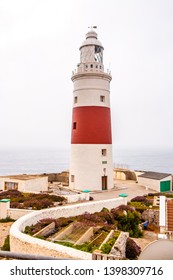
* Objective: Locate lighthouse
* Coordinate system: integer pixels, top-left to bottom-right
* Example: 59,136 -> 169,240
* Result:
70,28 -> 113,191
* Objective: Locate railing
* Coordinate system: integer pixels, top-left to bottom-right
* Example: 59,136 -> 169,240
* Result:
0,251 -> 69,260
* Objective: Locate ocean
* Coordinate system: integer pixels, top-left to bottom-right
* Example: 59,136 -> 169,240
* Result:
0,148 -> 173,176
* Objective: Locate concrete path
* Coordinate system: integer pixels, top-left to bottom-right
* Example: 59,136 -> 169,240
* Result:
90,180 -> 156,201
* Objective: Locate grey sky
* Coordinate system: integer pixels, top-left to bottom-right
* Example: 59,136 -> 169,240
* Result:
0,0 -> 172,151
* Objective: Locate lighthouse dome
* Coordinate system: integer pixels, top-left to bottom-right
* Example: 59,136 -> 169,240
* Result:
79,30 -> 103,50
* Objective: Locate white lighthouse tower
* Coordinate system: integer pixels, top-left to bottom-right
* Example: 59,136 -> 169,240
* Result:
70,28 -> 113,191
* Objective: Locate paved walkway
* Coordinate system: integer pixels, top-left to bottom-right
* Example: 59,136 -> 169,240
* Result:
90,180 -> 156,201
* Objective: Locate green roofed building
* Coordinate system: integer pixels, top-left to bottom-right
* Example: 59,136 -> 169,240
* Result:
137,172 -> 172,192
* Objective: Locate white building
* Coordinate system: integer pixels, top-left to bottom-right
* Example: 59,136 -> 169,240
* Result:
137,171 -> 172,192
70,28 -> 113,191
0,174 -> 48,193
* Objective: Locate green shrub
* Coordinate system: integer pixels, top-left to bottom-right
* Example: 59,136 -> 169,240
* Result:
75,243 -> 93,252
36,235 -> 46,240
101,232 -> 120,254
55,241 -> 94,253
1,235 -> 10,251
101,207 -> 109,212
0,216 -> 15,223
101,243 -> 112,254
128,201 -> 147,211
115,210 -> 143,238
24,225 -> 33,235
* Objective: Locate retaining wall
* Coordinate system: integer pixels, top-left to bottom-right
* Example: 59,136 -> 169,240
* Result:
7,209 -> 34,220
10,197 -> 126,259
64,192 -> 90,203
110,231 -> 129,259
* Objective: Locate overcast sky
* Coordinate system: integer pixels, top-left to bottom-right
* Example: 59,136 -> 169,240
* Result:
0,0 -> 173,153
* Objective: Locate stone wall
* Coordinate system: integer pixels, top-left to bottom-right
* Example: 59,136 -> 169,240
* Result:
110,231 -> 129,259
141,209 -> 159,226
10,197 -> 126,259
114,169 -> 137,181
47,172 -> 69,184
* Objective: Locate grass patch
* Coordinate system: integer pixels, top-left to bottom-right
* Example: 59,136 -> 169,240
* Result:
1,235 -> 10,251
0,216 -> 15,223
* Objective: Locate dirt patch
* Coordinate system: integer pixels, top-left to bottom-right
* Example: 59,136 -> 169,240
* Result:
0,222 -> 13,248
132,230 -> 158,251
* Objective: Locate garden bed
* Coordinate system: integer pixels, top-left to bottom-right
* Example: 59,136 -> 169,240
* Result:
0,190 -> 67,210
23,205 -> 143,255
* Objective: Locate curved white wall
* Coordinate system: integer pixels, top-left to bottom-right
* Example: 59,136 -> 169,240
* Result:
10,197 -> 126,259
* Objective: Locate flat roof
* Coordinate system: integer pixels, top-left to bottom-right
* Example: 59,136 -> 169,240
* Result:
0,174 -> 48,181
138,171 -> 172,180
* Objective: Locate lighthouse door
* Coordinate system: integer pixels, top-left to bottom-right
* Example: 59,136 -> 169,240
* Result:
102,176 -> 107,190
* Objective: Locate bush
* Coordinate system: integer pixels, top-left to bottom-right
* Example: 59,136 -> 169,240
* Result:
131,196 -> 147,203
1,235 -> 10,251
0,216 -> 15,223
0,190 -> 21,197
128,201 -> 147,210
130,196 -> 153,207
0,190 -> 66,210
23,198 -> 54,210
115,210 -> 143,238
11,202 -> 23,209
24,226 -> 33,235
101,243 -> 112,254
101,207 -> 109,212
111,205 -> 134,218
126,238 -> 141,259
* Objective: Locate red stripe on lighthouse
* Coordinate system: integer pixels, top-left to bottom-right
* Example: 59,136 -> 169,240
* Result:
71,106 -> 112,144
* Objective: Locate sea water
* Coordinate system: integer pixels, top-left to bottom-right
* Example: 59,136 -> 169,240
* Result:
0,148 -> 173,176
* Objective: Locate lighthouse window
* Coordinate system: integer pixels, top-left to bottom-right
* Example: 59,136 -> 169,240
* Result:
90,64 -> 93,68
100,95 -> 105,102
73,122 -> 77,129
95,46 -> 103,63
74,96 -> 78,103
71,175 -> 75,182
102,149 -> 107,156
